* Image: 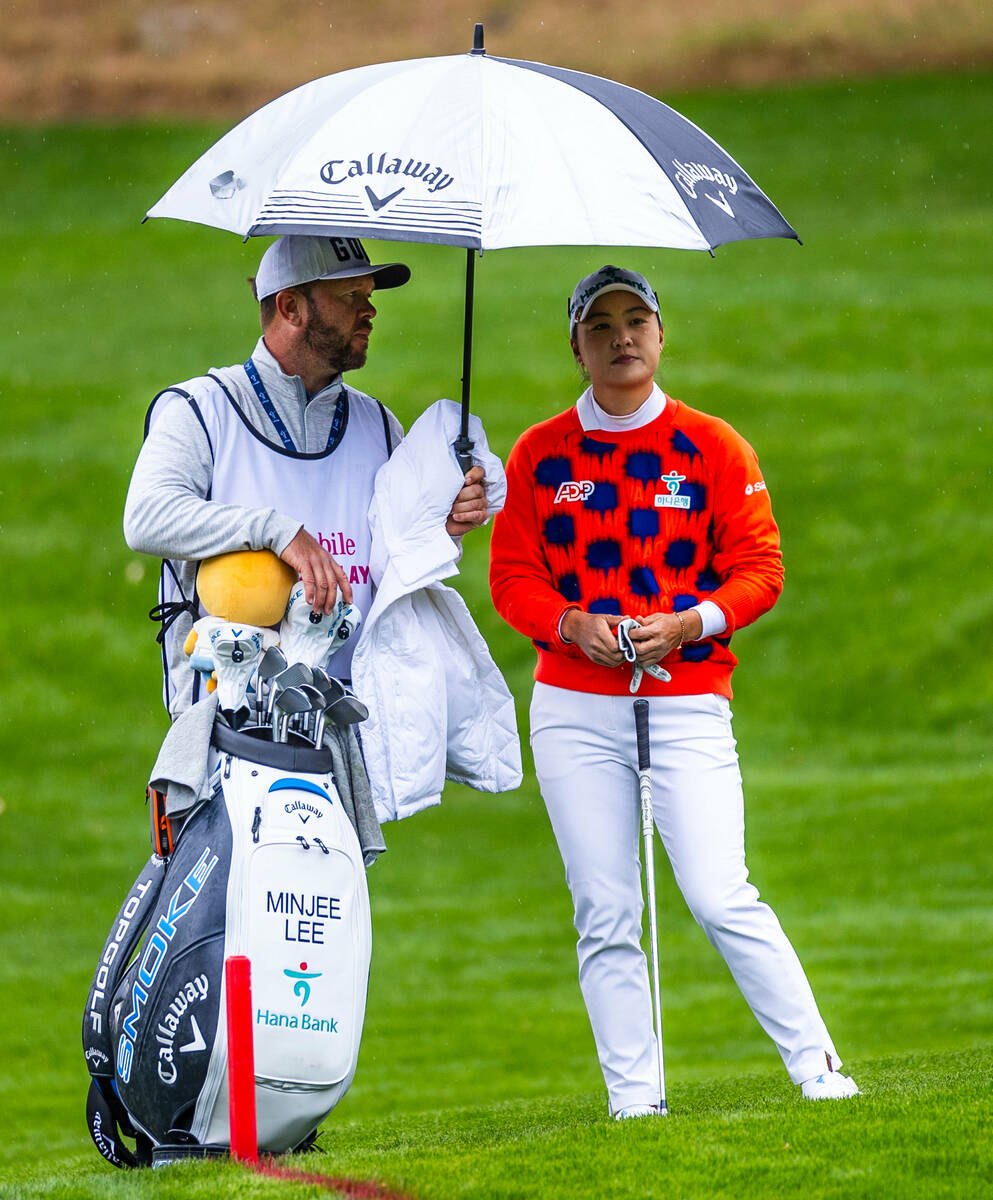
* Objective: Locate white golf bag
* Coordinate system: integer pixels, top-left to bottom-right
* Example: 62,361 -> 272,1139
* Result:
83,722 -> 372,1167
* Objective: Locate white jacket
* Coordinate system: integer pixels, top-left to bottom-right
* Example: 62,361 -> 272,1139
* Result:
351,400 -> 523,822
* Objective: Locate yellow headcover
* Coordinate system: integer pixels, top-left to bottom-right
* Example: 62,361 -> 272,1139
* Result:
196,550 -> 297,627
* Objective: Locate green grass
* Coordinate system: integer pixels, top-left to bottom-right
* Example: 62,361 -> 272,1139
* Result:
1,68 -> 992,1198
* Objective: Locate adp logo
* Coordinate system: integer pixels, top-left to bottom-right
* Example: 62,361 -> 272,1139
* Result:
554,480 -> 594,504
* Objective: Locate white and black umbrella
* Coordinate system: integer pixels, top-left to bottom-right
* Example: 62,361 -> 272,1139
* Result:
147,25 -> 798,463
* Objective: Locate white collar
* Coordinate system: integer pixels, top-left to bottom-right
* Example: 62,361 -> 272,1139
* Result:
576,382 -> 668,432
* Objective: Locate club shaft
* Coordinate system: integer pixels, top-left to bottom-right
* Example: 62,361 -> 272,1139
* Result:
634,698 -> 667,1112
640,772 -> 666,1110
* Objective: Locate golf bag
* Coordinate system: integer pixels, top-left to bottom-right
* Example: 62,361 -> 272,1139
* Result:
82,722 -> 372,1167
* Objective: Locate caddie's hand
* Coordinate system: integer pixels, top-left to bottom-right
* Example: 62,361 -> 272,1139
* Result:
561,609 -> 625,667
446,465 -> 488,536
280,528 -> 353,614
626,610 -> 702,663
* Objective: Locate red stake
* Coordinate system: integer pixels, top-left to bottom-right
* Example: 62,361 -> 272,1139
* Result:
225,957 -> 413,1196
225,955 -> 259,1163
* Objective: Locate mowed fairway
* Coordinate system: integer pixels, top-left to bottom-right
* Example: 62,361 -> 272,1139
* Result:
0,69 -> 991,1199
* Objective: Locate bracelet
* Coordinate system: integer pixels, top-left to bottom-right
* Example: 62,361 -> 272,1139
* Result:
674,610 -> 687,647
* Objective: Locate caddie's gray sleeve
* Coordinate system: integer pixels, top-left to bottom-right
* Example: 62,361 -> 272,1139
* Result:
123,392 -> 302,561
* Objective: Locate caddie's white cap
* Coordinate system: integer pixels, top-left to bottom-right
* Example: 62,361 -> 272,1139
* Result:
256,234 -> 410,301
568,265 -> 660,334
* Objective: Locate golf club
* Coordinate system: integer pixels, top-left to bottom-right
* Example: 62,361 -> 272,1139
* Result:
254,645 -> 287,723
325,686 -> 369,727
265,662 -> 312,724
633,697 -> 668,1116
271,685 -> 311,743
294,683 -> 329,746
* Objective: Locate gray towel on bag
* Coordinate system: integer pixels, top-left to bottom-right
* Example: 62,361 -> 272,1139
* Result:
323,724 -> 386,867
148,693 -> 219,817
147,695 -> 386,866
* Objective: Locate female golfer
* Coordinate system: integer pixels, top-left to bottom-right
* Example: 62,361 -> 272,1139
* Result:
489,266 -> 858,1118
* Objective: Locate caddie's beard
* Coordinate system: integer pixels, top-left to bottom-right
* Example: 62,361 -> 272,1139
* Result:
302,306 -> 369,374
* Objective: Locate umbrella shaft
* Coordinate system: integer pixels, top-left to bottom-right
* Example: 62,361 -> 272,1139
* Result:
455,247 -> 475,471
461,247 -> 475,430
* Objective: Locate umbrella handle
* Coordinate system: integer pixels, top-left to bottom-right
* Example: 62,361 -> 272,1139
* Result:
454,246 -> 476,473
453,438 -> 474,474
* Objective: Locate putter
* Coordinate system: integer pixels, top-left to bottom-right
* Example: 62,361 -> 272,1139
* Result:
633,697 -> 669,1116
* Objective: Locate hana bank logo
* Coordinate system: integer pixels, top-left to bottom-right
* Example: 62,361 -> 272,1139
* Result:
284,962 -> 322,1007
655,471 -> 691,510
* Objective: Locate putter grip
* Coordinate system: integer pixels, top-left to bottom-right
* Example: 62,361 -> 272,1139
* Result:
633,699 -> 651,771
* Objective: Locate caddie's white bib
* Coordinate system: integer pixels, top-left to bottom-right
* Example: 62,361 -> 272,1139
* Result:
162,374 -> 389,685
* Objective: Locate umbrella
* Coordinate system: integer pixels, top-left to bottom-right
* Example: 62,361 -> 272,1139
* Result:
146,24 -> 798,465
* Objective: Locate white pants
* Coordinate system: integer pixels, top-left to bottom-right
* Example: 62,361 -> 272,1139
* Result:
530,683 -> 839,1113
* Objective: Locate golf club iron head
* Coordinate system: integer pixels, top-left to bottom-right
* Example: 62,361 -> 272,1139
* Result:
271,685 -> 312,743
292,683 -> 329,744
265,662 -> 313,718
255,644 -> 288,721
325,687 -> 369,727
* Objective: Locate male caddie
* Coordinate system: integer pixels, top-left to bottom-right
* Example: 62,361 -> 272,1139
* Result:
124,234 -> 488,718
94,234 -> 520,1170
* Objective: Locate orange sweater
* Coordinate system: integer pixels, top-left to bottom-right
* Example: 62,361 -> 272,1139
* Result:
489,397 -> 784,698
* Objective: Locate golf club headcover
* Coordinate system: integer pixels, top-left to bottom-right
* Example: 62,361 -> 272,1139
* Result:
278,583 -> 363,670
185,617 -> 277,673
196,549 -> 297,627
207,623 -> 265,714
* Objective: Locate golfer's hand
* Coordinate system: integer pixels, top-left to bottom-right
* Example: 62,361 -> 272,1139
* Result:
561,610 -> 625,667
280,528 -> 353,614
626,611 -> 702,663
446,465 -> 488,536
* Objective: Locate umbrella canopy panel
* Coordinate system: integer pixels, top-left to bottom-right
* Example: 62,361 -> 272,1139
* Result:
147,51 -> 797,252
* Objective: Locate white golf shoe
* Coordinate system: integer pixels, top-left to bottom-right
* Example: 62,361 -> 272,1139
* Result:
801,1072 -> 861,1100
614,1104 -> 663,1120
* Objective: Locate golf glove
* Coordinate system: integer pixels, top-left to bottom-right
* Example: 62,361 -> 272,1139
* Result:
616,617 -> 672,694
